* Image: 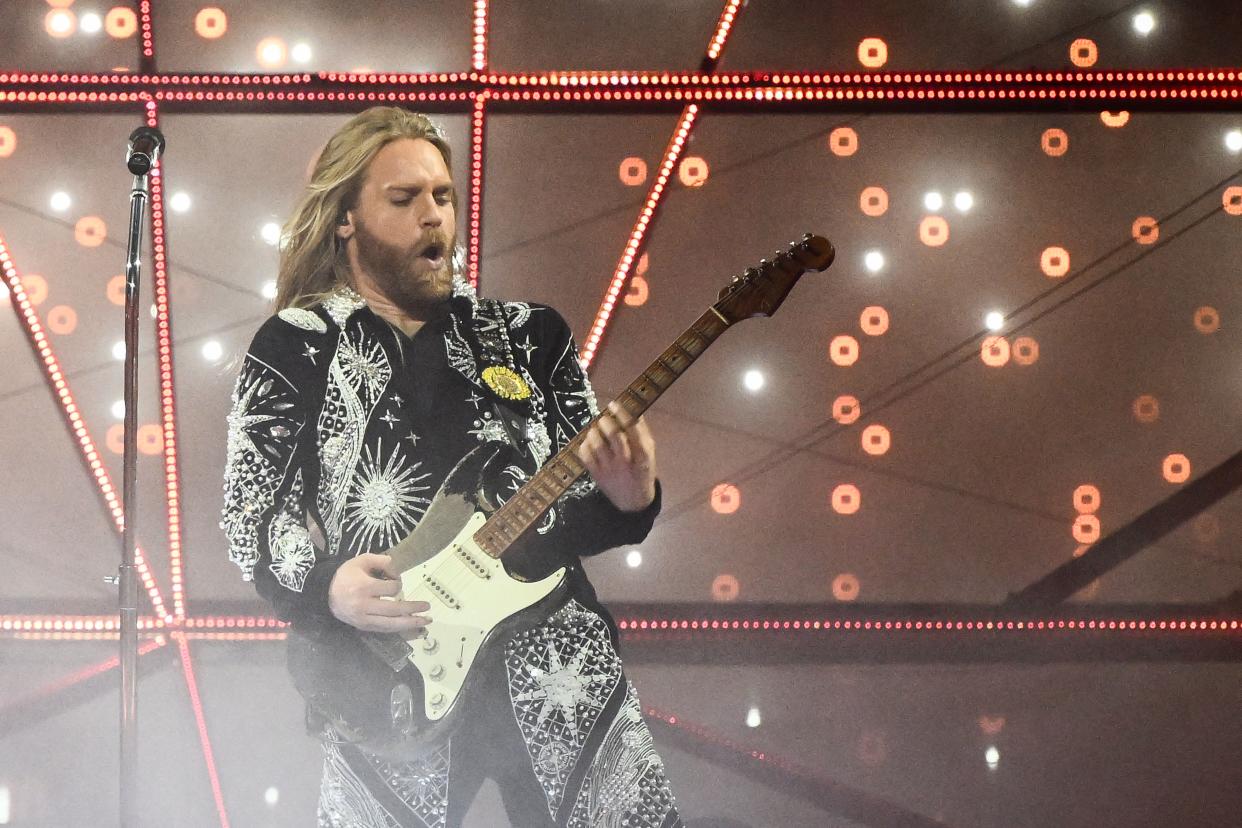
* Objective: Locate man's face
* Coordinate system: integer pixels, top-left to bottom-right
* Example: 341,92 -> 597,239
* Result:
339,137 -> 457,316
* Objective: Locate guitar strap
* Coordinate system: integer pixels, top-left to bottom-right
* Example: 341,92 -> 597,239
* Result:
470,298 -> 539,462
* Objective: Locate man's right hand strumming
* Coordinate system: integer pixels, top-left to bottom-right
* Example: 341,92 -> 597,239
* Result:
328,553 -> 432,634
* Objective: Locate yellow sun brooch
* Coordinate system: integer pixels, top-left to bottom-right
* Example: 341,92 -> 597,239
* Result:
481,365 -> 531,400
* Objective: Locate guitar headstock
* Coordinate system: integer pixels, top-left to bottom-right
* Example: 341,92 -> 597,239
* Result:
714,233 -> 834,323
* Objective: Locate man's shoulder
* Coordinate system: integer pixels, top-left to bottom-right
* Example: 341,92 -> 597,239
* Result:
241,304 -> 337,375
250,305 -> 333,343
256,286 -> 367,343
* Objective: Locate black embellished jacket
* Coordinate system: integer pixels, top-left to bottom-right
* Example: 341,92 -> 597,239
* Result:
220,277 -> 661,635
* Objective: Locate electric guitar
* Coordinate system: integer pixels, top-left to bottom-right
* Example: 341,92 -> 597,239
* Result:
287,233 -> 836,758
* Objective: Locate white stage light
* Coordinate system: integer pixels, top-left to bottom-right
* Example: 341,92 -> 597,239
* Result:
742,369 -> 765,392
745,706 -> 762,728
864,250 -> 885,273
260,222 -> 282,246
923,191 -> 944,212
48,10 -> 74,35
112,340 -> 126,360
954,191 -> 974,212
264,787 -> 279,807
170,191 -> 192,213
985,311 -> 1005,331
1225,130 -> 1242,153
261,41 -> 283,65
80,13 -> 103,34
291,43 -> 312,63
111,400 -> 125,419
985,746 -> 1000,768
50,191 -> 72,212
201,340 -> 223,362
1133,11 -> 1155,35
261,280 -> 278,300
626,549 -> 642,568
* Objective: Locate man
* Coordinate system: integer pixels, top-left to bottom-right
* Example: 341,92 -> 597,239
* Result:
220,106 -> 683,827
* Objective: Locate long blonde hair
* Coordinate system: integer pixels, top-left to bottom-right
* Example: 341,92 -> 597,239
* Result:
274,107 -> 455,311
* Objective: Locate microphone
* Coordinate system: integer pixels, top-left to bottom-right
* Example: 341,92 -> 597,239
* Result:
126,126 -> 165,176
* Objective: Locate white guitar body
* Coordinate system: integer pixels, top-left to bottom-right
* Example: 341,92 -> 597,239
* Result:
394,510 -> 567,722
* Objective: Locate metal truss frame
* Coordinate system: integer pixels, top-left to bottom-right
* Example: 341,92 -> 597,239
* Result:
3,3 -> 1241,825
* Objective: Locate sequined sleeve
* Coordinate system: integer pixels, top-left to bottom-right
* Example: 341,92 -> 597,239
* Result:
528,306 -> 662,558
221,317 -> 343,623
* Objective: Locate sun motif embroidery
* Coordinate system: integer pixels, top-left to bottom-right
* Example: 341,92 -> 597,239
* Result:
343,440 -> 432,554
335,335 -> 391,400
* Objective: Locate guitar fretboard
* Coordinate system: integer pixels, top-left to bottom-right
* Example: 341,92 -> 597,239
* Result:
472,307 -> 732,559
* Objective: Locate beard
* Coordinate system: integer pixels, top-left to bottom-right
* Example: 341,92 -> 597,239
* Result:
352,219 -> 455,319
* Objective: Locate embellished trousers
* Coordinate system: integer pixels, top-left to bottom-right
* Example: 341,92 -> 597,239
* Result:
317,599 -> 683,828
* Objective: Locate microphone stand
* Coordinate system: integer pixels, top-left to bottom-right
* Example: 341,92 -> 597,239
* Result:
117,125 -> 162,826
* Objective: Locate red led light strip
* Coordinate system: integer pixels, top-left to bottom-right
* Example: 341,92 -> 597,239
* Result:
145,101 -> 187,620
581,0 -> 745,369
617,617 -> 1242,633
580,104 -> 697,369
0,637 -> 167,712
175,634 -> 231,828
181,616 -> 287,629
472,1 -> 489,72
645,705 -> 805,771
138,1 -> 155,64
0,237 -> 171,621
480,71 -> 753,86
467,94 -> 486,289
3,69 -> 1241,107
1,616 -> 167,633
31,69 -> 1200,86
8,614 -> 1235,638
705,1 -> 743,64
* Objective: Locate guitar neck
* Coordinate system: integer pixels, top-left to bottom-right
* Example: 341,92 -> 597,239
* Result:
472,306 -> 732,559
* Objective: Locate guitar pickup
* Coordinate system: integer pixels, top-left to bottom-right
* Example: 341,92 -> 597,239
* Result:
453,544 -> 491,580
422,573 -> 462,610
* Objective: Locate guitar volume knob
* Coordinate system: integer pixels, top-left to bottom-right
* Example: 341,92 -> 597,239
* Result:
421,636 -> 439,654
430,692 -> 445,708
429,664 -> 445,680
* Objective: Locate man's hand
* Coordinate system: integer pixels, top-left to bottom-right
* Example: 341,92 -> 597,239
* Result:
328,553 -> 431,634
575,400 -> 657,513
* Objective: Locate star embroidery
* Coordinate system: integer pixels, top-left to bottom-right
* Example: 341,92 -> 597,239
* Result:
517,337 -> 537,361
302,343 -> 319,364
405,432 -> 420,447
392,394 -> 404,406
379,410 -> 399,429
465,391 -> 483,409
513,644 -> 609,734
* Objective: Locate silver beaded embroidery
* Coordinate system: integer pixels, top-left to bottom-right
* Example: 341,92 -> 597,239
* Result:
221,356 -> 301,582
565,679 -> 679,828
343,439 -> 432,555
505,599 -> 623,821
278,306 -> 329,334
318,737 -> 451,828
322,285 -> 367,329
267,470 -> 317,591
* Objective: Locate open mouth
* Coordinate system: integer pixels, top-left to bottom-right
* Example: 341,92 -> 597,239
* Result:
418,242 -> 445,262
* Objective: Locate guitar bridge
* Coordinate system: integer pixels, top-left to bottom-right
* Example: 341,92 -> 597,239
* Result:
360,632 -> 415,673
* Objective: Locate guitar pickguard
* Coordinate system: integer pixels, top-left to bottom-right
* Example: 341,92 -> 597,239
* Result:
395,510 -> 567,721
